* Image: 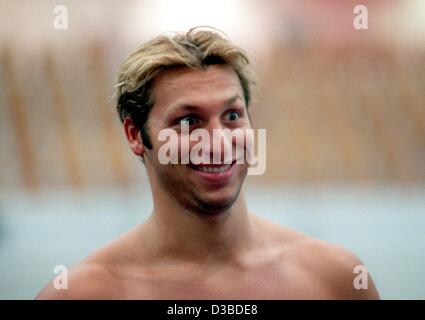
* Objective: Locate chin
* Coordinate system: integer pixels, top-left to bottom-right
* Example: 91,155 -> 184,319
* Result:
192,187 -> 241,215
195,200 -> 234,216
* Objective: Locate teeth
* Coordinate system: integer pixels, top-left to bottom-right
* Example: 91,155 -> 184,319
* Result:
197,164 -> 231,173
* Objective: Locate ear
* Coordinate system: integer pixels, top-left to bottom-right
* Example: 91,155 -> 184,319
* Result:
123,117 -> 145,157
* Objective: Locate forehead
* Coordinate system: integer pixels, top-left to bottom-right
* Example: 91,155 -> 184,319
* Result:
151,65 -> 244,113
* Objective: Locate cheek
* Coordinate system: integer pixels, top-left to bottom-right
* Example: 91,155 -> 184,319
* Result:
151,159 -> 187,188
151,132 -> 182,165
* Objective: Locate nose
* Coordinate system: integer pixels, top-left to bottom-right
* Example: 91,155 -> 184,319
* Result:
204,118 -> 223,136
201,118 -> 233,164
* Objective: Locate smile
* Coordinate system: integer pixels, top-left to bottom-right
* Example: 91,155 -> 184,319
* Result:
188,161 -> 236,183
192,164 -> 232,173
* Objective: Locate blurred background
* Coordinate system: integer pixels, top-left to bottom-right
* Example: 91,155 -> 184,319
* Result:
0,0 -> 424,299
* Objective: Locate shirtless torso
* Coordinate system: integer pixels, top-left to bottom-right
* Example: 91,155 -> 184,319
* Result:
36,214 -> 379,300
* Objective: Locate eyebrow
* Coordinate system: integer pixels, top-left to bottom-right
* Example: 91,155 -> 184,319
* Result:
165,94 -> 243,117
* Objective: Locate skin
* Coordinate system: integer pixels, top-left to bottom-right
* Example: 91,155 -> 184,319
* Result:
36,65 -> 380,300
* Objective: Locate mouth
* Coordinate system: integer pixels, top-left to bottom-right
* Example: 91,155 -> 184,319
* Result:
188,161 -> 236,183
190,163 -> 232,173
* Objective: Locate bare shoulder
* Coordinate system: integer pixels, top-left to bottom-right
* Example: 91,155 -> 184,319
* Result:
35,261 -> 122,300
35,224 -> 156,300
301,238 -> 380,299
34,230 -> 137,300
252,214 -> 380,299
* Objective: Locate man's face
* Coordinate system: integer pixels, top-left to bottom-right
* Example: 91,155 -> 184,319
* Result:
143,65 -> 251,215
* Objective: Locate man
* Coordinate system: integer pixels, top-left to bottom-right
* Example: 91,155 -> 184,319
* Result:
37,27 -> 379,299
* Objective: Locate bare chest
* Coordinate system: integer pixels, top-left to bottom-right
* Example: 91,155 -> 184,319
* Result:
117,264 -> 335,299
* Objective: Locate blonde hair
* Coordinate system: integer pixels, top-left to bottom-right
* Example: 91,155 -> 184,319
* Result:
116,27 -> 256,148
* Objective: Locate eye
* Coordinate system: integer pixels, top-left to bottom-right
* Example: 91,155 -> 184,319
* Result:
178,115 -> 199,126
225,111 -> 240,122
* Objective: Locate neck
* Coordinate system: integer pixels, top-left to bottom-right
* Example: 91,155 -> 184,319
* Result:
142,189 -> 256,264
